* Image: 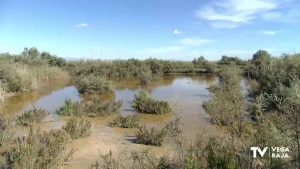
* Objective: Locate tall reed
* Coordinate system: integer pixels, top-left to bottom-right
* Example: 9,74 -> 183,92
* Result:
0,115 -> 14,146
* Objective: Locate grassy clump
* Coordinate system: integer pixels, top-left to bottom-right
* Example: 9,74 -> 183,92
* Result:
90,150 -> 173,169
85,97 -> 122,117
110,115 -> 140,128
132,89 -> 171,114
57,97 -> 122,117
135,126 -> 167,146
56,99 -> 85,116
5,128 -> 70,169
0,82 -> 6,102
0,63 -> 32,92
90,150 -> 120,169
16,107 -> 49,126
75,75 -> 113,94
138,68 -> 153,85
0,115 -> 14,146
0,60 -> 68,94
63,117 -> 91,139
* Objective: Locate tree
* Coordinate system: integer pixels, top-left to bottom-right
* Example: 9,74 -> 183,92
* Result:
192,56 -> 206,65
252,50 -> 271,66
21,47 -> 29,57
192,56 -> 216,73
27,47 -> 40,58
218,55 -> 243,65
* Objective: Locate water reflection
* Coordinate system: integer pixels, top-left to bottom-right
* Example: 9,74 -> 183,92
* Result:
1,75 -> 218,135
0,80 -> 73,116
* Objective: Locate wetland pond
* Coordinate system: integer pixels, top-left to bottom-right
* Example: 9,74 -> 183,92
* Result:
0,74 -> 251,169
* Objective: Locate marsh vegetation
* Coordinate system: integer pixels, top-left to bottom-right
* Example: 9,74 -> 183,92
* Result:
0,48 -> 299,169
110,115 -> 140,128
16,107 -> 49,126
63,117 -> 91,139
132,89 -> 172,114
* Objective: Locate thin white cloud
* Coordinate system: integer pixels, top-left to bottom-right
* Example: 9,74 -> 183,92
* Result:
259,30 -> 278,36
75,23 -> 89,28
179,38 -> 212,47
140,37 -> 212,55
173,29 -> 183,35
261,12 -> 282,20
211,22 -> 240,29
143,46 -> 185,54
262,8 -> 300,22
196,0 -> 278,28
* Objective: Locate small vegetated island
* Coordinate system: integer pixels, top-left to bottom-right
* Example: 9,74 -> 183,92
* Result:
0,48 -> 300,169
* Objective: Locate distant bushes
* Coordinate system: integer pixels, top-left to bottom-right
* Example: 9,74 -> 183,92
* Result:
138,68 -> 153,85
0,115 -> 14,146
63,117 -> 91,139
0,63 -> 32,92
110,115 -> 140,128
16,107 -> 49,126
16,47 -> 66,67
192,56 -> 217,73
0,48 -> 69,97
67,58 -> 220,81
5,128 -> 71,169
57,97 -> 122,117
75,75 -> 113,94
132,89 -> 171,114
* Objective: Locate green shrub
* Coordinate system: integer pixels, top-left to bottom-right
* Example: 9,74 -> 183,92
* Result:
0,115 -> 14,146
135,126 -> 167,146
63,117 -> 91,139
132,89 -> 171,114
204,65 -> 245,127
89,150 -> 120,169
138,68 -> 153,85
85,97 -> 122,117
16,107 -> 49,126
205,137 -> 237,169
5,128 -> 70,169
75,75 -> 113,94
130,150 -> 172,169
110,115 -> 140,128
56,99 -> 86,116
57,97 -> 122,117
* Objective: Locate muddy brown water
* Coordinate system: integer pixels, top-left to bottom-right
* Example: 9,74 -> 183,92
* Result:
0,74 -> 252,168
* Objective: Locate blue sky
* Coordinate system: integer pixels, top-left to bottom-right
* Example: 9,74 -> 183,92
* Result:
0,0 -> 299,60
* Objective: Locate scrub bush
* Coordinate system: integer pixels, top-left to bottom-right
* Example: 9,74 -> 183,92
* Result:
132,89 -> 171,114
63,117 -> 91,139
16,107 -> 49,126
0,115 -> 14,146
5,128 -> 70,169
135,126 -> 167,146
75,75 -> 113,94
110,115 -> 140,128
